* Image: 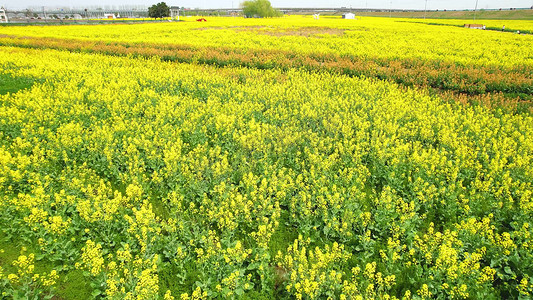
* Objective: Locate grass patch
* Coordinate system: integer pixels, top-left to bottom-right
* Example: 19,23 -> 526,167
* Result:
268,210 -> 299,259
56,270 -> 92,300
0,73 -> 37,95
0,232 -> 92,299
0,232 -> 52,276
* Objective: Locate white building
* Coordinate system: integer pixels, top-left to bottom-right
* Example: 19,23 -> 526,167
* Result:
170,6 -> 180,21
342,12 -> 355,19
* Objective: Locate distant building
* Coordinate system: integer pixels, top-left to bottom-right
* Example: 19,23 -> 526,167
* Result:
104,13 -> 116,19
342,13 -> 355,19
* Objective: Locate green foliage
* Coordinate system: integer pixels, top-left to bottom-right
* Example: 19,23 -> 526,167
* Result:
0,73 -> 36,95
241,0 -> 282,18
148,2 -> 170,19
0,233 -> 91,299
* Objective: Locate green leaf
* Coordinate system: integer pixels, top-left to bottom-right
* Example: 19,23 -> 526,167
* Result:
91,289 -> 102,297
504,266 -> 513,275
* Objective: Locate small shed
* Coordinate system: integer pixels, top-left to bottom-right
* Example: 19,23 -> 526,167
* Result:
342,13 -> 355,19
170,6 -> 180,21
464,24 -> 484,29
104,13 -> 116,19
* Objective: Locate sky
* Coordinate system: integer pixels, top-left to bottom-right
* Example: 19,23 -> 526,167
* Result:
2,0 -> 532,10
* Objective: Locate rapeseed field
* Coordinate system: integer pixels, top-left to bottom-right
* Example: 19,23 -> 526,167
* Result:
0,15 -> 532,299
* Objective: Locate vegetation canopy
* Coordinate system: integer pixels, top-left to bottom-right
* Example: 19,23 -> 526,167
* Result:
241,0 -> 282,18
148,2 -> 170,19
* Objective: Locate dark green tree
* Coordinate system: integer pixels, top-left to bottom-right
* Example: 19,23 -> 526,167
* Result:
148,2 -> 170,19
241,0 -> 282,18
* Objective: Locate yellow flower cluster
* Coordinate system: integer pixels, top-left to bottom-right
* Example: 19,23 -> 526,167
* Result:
79,240 -> 105,276
340,262 -> 398,299
180,286 -> 207,300
78,239 -> 162,299
277,236 -> 351,299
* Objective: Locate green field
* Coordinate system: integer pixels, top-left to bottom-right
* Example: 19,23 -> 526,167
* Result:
350,9 -> 533,20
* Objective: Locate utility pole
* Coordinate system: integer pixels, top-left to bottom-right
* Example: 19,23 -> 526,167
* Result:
389,0 -> 392,18
473,0 -> 479,21
424,0 -> 428,19
42,6 -> 47,23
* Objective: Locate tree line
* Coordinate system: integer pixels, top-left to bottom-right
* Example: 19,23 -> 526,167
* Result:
148,0 -> 281,19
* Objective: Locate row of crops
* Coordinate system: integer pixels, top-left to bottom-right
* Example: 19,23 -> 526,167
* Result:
1,16 -> 531,113
0,16 -> 532,299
